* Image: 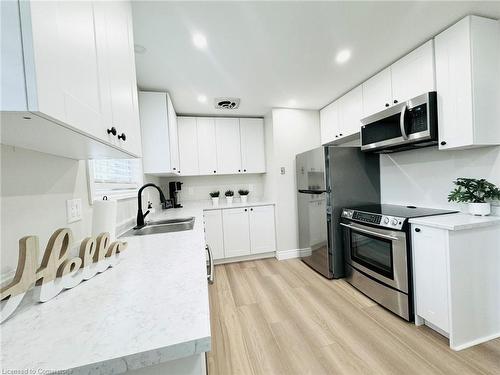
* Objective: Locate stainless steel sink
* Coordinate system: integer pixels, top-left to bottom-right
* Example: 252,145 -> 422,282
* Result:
121,217 -> 195,237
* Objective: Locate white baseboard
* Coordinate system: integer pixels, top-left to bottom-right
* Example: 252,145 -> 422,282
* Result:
213,252 -> 275,265
451,331 -> 500,351
275,248 -> 311,261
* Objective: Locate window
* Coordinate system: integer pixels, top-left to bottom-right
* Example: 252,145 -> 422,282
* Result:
87,159 -> 143,202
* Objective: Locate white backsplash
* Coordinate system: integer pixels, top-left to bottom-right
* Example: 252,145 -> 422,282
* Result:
160,174 -> 265,202
380,145 -> 500,214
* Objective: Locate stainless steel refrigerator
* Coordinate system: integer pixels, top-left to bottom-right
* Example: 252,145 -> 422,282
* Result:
296,146 -> 380,279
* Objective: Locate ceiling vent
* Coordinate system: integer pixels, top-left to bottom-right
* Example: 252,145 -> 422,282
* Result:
214,97 -> 240,110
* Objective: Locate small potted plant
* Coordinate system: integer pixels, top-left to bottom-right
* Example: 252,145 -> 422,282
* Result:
448,178 -> 500,216
238,189 -> 250,204
225,190 -> 234,205
209,191 -> 220,207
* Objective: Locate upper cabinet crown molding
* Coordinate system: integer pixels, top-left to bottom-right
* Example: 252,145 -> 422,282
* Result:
435,15 -> 500,150
1,0 -> 141,160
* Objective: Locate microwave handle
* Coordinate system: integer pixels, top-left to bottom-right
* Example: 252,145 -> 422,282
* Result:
340,223 -> 399,241
400,104 -> 409,140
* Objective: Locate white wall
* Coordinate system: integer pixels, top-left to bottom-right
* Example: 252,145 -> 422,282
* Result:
0,145 -> 159,277
264,109 -> 321,252
380,146 -> 500,214
160,174 -> 265,202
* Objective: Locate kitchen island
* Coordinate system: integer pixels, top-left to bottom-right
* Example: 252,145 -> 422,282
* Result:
0,204 -> 211,374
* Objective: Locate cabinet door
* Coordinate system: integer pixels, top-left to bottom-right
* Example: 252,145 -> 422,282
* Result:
391,40 -> 435,104
166,93 -> 180,173
197,118 -> 218,175
222,208 -> 251,258
240,118 -> 265,173
204,210 -> 224,260
434,16 -> 475,150
138,92 -> 172,174
26,1 -> 106,138
101,1 -> 142,156
177,117 -> 199,176
412,225 -> 450,332
249,205 -> 276,254
362,67 -> 393,117
320,101 -> 340,145
215,118 -> 242,174
338,85 -> 363,137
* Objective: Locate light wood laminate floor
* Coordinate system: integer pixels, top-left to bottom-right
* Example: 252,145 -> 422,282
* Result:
207,258 -> 500,375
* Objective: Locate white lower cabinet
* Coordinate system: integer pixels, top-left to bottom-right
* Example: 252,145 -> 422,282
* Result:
204,205 -> 276,261
222,208 -> 251,258
412,226 -> 449,333
203,210 -> 224,260
248,205 -> 276,254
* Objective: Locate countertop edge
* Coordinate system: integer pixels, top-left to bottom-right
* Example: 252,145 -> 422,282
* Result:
409,214 -> 500,231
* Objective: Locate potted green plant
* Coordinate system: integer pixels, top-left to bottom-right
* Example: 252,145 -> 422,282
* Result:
209,191 -> 220,207
448,178 -> 500,216
224,190 -> 234,205
238,189 -> 250,204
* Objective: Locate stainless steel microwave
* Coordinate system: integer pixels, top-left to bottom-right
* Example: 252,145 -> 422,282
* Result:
360,92 -> 438,153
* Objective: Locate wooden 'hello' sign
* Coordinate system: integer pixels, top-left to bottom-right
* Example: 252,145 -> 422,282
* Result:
0,228 -> 127,323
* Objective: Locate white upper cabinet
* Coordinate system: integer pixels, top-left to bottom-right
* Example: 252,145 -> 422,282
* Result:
240,118 -> 266,173
338,85 -> 363,137
98,0 -> 142,157
166,94 -> 180,172
435,16 -> 500,150
320,101 -> 340,145
391,40 -> 435,104
0,0 -> 141,159
216,118 -> 242,174
177,117 -> 199,176
139,92 -> 179,175
197,118 -> 218,175
362,67 -> 393,117
362,41 -> 435,118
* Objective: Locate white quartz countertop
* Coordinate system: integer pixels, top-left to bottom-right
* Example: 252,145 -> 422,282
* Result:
409,213 -> 500,231
0,203 -> 212,374
202,199 -> 275,211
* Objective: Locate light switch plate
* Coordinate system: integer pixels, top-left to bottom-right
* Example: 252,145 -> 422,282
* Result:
66,198 -> 82,223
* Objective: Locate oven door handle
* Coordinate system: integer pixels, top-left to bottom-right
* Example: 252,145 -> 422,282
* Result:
340,223 -> 399,241
400,104 -> 409,140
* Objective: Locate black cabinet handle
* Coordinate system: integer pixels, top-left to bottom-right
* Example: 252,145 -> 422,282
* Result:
394,100 -> 398,104
335,135 -> 338,138
213,170 -> 216,173
107,127 -> 117,136
243,169 -> 247,172
415,228 -> 421,232
440,141 -> 447,146
250,208 -> 253,211
244,209 -> 247,212
385,103 -> 390,107
339,134 -> 343,136
238,169 -> 241,172
178,170 -> 181,174
118,133 -> 126,141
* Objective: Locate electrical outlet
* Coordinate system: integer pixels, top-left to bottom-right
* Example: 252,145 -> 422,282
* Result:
280,167 -> 286,175
66,198 -> 82,223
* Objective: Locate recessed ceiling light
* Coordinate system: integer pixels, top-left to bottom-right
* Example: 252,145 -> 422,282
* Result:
197,95 -> 207,103
192,33 -> 207,49
335,49 -> 351,64
134,44 -> 147,54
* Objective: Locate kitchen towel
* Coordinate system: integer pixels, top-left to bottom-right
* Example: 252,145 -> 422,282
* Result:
92,197 -> 117,241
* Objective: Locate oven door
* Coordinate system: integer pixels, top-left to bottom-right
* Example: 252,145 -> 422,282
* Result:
341,221 -> 408,293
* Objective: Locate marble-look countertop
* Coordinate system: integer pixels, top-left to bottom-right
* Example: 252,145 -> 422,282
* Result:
409,213 -> 500,231
0,204 -> 211,374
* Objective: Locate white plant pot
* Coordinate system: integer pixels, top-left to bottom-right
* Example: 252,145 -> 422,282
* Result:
226,196 -> 233,206
240,195 -> 248,204
469,202 -> 491,216
211,197 -> 219,207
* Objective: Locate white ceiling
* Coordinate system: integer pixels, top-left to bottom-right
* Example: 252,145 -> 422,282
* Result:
132,1 -> 500,117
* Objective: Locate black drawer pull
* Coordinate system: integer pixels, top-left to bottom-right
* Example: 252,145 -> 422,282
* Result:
107,127 -> 117,136
415,228 -> 421,233
118,133 -> 126,141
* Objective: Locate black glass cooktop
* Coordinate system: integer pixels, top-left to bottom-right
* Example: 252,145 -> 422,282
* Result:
351,204 -> 457,219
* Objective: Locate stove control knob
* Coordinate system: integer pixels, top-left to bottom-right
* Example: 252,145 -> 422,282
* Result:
383,217 -> 389,224
391,219 -> 398,226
